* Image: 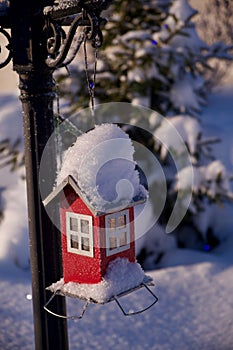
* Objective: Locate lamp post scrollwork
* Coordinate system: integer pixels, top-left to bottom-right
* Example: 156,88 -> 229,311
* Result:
0,26 -> 11,68
0,0 -> 112,69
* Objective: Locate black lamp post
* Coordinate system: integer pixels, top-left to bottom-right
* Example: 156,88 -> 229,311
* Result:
0,1 -> 112,349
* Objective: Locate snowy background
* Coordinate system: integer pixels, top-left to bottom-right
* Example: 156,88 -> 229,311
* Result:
1,2 -> 233,350
0,82 -> 233,350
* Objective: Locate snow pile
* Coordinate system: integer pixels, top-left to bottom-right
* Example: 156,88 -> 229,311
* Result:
47,258 -> 147,303
154,0 -> 207,53
170,0 -> 196,23
169,74 -> 206,117
176,160 -> 232,197
154,115 -> 201,160
57,123 -> 147,211
174,160 -> 233,215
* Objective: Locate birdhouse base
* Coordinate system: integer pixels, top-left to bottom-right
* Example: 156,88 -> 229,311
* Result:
44,277 -> 158,319
44,258 -> 158,318
47,258 -> 147,301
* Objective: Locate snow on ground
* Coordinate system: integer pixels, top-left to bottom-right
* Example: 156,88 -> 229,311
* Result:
67,260 -> 233,350
0,90 -> 233,349
1,248 -> 233,350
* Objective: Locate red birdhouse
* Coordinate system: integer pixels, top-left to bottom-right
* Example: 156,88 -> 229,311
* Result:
44,175 -> 145,284
43,124 -> 149,285
43,125 -> 159,317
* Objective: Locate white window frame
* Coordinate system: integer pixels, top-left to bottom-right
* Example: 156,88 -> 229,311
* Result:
66,212 -> 94,257
105,209 -> 130,257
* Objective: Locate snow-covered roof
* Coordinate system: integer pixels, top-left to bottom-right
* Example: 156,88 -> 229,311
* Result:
44,124 -> 147,215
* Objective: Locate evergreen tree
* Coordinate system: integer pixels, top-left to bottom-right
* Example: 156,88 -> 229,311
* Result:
59,0 -> 231,115
57,0 -> 233,257
58,0 -> 171,113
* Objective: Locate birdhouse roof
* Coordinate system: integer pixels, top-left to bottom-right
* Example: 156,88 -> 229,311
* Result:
43,175 -> 146,216
43,124 -> 148,215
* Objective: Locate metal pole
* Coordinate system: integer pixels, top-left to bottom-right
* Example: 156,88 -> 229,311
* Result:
0,1 -> 110,348
10,0 -> 69,349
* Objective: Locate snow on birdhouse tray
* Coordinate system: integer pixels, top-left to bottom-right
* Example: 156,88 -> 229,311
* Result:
56,123 -> 147,213
47,258 -> 152,304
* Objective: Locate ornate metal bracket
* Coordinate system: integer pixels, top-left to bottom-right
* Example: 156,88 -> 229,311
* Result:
0,26 -> 11,69
44,7 -> 106,68
0,0 -> 112,70
43,0 -> 112,69
0,0 -> 11,68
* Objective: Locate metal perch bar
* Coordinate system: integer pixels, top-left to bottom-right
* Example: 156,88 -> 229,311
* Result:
113,283 -> 159,316
44,290 -> 90,320
44,282 -> 158,319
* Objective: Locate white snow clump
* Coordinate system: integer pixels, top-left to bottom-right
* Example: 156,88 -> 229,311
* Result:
57,123 -> 147,212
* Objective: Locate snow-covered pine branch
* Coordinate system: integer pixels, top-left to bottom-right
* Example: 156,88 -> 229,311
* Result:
55,0 -> 232,256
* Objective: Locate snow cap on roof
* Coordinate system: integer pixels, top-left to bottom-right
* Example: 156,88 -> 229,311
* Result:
57,123 -> 147,212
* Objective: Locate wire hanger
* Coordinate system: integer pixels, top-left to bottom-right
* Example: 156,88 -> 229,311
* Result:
83,31 -> 98,121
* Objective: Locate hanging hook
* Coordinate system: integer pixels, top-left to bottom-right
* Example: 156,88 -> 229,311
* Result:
83,33 -> 98,119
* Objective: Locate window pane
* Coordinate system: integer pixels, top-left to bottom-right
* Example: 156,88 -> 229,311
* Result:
120,232 -> 127,247
81,219 -> 89,234
70,217 -> 78,231
109,236 -> 117,250
108,218 -> 116,230
70,234 -> 79,249
81,237 -> 90,251
119,215 -> 126,228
